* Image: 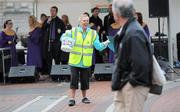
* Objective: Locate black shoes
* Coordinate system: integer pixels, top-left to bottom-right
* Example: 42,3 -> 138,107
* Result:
68,98 -> 91,106
68,99 -> 76,106
82,97 -> 91,104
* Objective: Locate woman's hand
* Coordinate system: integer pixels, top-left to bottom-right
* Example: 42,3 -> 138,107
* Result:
26,34 -> 31,38
102,40 -> 110,47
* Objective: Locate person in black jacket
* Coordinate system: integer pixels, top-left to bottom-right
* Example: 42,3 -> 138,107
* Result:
103,4 -> 115,35
103,4 -> 115,64
42,6 -> 65,74
90,7 -> 103,34
90,7 -> 105,65
110,0 -> 153,112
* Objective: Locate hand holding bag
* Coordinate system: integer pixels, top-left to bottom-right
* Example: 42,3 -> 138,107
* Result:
61,37 -> 75,53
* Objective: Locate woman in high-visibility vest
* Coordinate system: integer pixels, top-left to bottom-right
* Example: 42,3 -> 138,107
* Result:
61,14 -> 110,107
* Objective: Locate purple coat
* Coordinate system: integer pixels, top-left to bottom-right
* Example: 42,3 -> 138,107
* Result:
27,27 -> 42,68
0,31 -> 18,66
108,26 -> 120,63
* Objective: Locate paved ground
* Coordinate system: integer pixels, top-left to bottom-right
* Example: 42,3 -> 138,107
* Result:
0,77 -> 180,112
144,79 -> 180,112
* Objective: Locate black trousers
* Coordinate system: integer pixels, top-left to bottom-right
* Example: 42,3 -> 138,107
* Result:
41,59 -> 49,74
70,66 -> 91,90
46,41 -> 61,74
49,41 -> 61,64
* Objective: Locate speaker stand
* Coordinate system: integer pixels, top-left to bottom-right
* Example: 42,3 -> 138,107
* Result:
158,18 -> 162,56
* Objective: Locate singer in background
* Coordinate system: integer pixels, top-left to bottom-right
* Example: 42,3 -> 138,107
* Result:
135,12 -> 150,38
40,13 -> 49,75
42,6 -> 65,74
0,19 -> 18,66
27,16 -> 42,73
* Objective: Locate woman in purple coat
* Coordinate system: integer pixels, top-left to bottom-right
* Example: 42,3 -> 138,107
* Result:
107,22 -> 120,63
0,20 -> 18,66
135,12 -> 150,38
27,16 -> 42,71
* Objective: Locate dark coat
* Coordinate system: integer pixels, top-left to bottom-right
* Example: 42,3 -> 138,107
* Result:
41,16 -> 65,60
41,24 -> 49,59
42,16 -> 65,41
112,17 -> 153,91
89,15 -> 103,34
104,13 -> 115,34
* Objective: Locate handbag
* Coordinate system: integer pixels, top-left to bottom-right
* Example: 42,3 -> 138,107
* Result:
149,55 -> 166,95
152,55 -> 166,85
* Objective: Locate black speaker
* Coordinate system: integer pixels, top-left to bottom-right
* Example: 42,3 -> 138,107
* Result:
50,65 -> 71,82
94,63 -> 113,81
149,0 -> 169,18
152,38 -> 169,60
8,66 -> 38,82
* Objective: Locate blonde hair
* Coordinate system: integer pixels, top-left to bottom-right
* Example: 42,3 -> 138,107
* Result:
29,15 -> 41,28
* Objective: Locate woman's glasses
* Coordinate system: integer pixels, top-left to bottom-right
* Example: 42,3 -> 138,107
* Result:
7,22 -> 13,25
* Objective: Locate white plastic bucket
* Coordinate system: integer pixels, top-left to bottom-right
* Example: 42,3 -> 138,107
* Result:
61,37 -> 75,52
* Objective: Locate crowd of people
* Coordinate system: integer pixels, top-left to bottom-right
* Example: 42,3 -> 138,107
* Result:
0,0 -> 153,111
0,4 -> 150,75
0,5 -> 111,74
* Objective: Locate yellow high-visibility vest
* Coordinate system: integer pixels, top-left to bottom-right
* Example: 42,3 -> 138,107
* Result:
69,28 -> 96,67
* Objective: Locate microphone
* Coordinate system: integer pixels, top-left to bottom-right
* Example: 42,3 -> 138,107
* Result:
15,27 -> 19,33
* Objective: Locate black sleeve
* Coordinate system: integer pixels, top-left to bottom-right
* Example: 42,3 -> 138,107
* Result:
104,16 -> 108,33
127,31 -> 152,86
99,18 -> 103,27
67,24 -> 72,30
57,18 -> 65,40
41,19 -> 50,31
99,18 -> 104,34
14,33 -> 18,44
89,16 -> 93,23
